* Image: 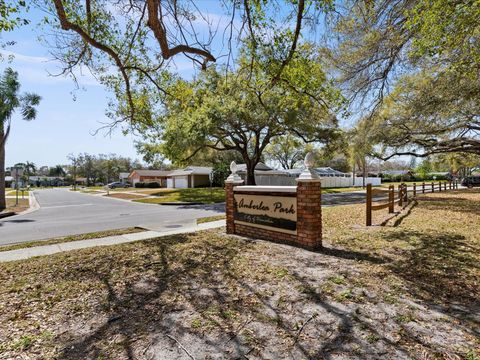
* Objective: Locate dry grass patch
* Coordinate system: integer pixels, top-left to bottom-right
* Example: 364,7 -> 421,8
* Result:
1,198 -> 29,214
197,215 -> 226,224
0,190 -> 478,359
0,228 -> 144,252
104,193 -> 147,200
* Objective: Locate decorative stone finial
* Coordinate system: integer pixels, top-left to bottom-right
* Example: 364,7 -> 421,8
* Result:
230,161 -> 238,175
297,152 -> 320,182
304,152 -> 315,169
225,161 -> 243,183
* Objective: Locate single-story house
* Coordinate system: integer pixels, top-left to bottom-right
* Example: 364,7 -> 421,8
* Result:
28,176 -> 65,187
119,172 -> 130,184
128,170 -> 172,187
167,166 -> 212,189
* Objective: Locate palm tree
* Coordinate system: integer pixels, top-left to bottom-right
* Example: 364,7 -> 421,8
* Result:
24,161 -> 36,185
49,165 -> 66,177
0,68 -> 41,210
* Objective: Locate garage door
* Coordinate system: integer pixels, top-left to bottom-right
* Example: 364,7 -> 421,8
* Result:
167,178 -> 173,188
174,176 -> 188,188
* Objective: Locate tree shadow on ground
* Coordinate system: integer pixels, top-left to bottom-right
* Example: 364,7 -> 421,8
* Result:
384,229 -> 479,306
56,234 -> 254,359
319,245 -> 388,264
382,229 -> 480,338
415,194 -> 480,216
48,222 -> 478,359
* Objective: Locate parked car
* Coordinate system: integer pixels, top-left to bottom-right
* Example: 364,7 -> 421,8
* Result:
461,176 -> 480,188
107,181 -> 130,189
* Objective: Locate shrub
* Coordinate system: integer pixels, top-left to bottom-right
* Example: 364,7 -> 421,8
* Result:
146,182 -> 161,188
135,182 -> 145,188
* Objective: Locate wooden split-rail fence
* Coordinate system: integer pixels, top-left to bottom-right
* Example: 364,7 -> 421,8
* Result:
366,181 -> 459,226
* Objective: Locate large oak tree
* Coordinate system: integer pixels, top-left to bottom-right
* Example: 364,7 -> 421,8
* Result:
138,45 -> 343,184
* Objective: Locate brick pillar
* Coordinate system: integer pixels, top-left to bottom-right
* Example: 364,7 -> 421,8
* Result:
296,177 -> 322,250
225,162 -> 244,234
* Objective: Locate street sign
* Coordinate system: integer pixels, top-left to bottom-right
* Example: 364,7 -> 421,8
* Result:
12,167 -> 24,177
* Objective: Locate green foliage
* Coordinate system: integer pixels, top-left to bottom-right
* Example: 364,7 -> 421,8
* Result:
0,68 -> 41,210
416,160 -> 432,179
143,44 -> 343,184
264,135 -> 307,169
134,182 -> 162,189
212,163 -> 229,188
0,1 -> 29,32
371,68 -> 480,159
406,0 -> 480,76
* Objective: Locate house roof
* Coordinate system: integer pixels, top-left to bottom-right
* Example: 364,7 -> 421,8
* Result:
130,169 -> 172,177
285,167 -> 347,176
5,176 -> 13,181
169,166 -> 213,177
119,172 -> 130,178
315,167 -> 347,176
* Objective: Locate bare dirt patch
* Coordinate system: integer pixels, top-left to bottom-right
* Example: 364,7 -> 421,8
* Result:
0,190 -> 478,359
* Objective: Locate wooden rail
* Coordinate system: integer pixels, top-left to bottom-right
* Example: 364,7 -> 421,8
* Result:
366,180 -> 458,226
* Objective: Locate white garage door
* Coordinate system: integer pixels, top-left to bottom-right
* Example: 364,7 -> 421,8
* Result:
167,178 -> 173,188
174,176 -> 189,188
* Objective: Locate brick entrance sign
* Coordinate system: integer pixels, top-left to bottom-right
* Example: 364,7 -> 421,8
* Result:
225,153 -> 322,250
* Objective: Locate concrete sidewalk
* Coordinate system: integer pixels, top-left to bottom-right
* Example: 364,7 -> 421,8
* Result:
0,219 -> 226,262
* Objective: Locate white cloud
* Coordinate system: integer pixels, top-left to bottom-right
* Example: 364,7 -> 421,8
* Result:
0,49 -> 49,63
0,50 -> 102,87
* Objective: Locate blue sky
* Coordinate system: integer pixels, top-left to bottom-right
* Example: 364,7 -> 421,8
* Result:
1,19 -> 143,168
1,1 -> 232,168
1,1 -> 321,168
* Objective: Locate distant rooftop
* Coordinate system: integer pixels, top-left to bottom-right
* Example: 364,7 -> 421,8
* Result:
130,169 -> 172,177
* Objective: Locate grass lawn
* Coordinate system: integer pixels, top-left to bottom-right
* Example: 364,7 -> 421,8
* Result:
134,187 -> 225,204
196,214 -> 226,224
5,191 -> 29,196
322,186 -> 369,193
1,198 -> 29,214
0,228 -> 144,252
0,190 -> 478,358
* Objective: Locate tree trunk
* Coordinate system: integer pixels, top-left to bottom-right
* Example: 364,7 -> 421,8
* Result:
0,124 -> 6,211
246,165 -> 256,185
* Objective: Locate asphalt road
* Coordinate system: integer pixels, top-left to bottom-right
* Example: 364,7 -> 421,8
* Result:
0,189 -> 224,246
0,186 -> 420,245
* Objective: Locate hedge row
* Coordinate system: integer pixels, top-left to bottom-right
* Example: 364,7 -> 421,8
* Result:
134,182 -> 161,188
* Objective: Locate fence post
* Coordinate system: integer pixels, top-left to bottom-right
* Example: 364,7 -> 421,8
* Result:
413,182 -> 416,197
422,182 -> 425,194
432,182 -> 434,193
403,184 -> 408,207
444,182 -> 447,191
439,181 -> 442,192
398,184 -> 403,207
389,185 -> 394,213
449,181 -> 452,190
366,184 -> 372,226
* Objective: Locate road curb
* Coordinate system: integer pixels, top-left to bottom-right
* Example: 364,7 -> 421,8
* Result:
0,219 -> 226,262
17,191 -> 40,216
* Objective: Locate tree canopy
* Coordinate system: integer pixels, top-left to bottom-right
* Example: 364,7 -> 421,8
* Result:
329,0 -> 480,162
137,45 -> 343,184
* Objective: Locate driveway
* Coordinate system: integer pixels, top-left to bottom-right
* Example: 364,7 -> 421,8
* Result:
0,189 -> 224,245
